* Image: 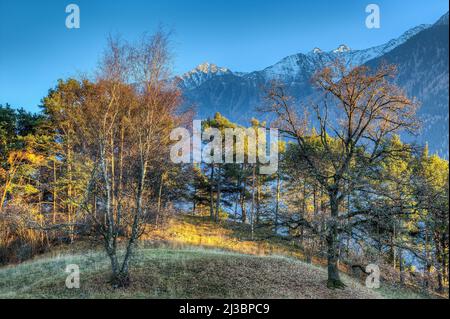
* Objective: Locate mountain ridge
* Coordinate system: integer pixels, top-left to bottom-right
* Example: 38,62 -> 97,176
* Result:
177,12 -> 449,156
179,23 -> 430,89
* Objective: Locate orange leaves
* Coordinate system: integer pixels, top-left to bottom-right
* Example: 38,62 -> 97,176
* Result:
7,150 -> 44,167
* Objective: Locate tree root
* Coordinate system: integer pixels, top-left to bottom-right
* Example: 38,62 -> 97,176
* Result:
111,272 -> 131,289
327,279 -> 347,290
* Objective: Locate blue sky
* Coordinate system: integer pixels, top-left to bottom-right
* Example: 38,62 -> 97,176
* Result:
0,0 -> 448,112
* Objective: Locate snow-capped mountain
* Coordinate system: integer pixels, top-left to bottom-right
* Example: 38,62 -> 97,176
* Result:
180,24 -> 429,87
177,13 -> 448,156
252,23 -> 430,82
367,13 -> 449,157
178,62 -> 235,89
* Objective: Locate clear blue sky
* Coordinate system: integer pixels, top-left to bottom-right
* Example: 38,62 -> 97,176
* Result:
0,0 -> 448,112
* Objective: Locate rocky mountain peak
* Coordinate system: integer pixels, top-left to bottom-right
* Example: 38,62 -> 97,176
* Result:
333,44 -> 351,53
193,62 -> 230,74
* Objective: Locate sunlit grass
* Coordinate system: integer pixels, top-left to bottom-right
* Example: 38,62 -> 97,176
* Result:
0,215 -> 436,299
147,215 -> 307,258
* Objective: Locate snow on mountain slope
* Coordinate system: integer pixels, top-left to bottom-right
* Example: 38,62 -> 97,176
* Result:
178,62 -> 237,90
180,24 -> 430,88
259,24 -> 430,81
176,14 -> 448,156
177,23 -> 432,122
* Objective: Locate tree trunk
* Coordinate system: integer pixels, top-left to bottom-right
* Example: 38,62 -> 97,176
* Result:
300,179 -> 306,247
115,160 -> 147,288
240,164 -> 247,223
192,170 -> 197,215
233,175 -> 240,218
157,172 -> 165,214
215,166 -> 221,222
274,173 -> 280,233
326,192 -> 345,289
423,228 -> 431,290
399,248 -> 404,285
209,164 -> 215,219
436,241 -> 443,292
256,175 -> 261,225
156,171 -> 166,226
67,142 -> 74,244
392,223 -> 397,270
250,165 -> 256,240
442,237 -> 448,289
107,247 -> 125,288
53,159 -> 57,224
326,229 -> 343,288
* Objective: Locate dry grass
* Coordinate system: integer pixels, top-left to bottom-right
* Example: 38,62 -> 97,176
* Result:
145,215 -> 348,271
148,216 -> 306,260
0,215 -> 434,299
0,247 -> 382,299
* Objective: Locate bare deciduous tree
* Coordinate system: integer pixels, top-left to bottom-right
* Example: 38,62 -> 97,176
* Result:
265,61 -> 418,288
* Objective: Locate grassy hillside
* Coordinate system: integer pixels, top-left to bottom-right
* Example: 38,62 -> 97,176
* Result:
0,247 -> 384,299
0,215 -> 434,299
